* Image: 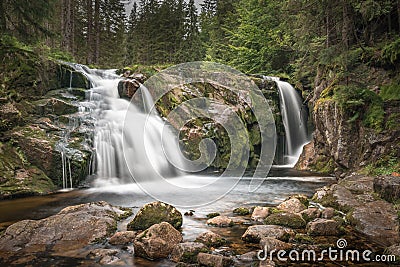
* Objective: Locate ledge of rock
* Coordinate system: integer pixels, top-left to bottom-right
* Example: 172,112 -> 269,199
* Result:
0,201 -> 127,256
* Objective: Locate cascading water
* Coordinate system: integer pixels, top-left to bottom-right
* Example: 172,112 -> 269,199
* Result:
68,64 -> 184,186
264,76 -> 310,166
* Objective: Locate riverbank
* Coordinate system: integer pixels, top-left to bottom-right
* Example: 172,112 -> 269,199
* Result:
0,173 -> 398,266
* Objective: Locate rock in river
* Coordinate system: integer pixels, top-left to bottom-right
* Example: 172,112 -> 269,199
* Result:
127,201 -> 182,231
133,222 -> 183,260
0,201 -> 127,255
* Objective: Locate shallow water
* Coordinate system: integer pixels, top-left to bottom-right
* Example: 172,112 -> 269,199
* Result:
0,168 -> 341,266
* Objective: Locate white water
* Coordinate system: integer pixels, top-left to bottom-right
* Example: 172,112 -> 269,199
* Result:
276,80 -> 310,166
70,65 -> 184,186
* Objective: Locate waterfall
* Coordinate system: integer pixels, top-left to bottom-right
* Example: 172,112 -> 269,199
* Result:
276,80 -> 309,166
264,76 -> 310,166
68,64 -> 184,186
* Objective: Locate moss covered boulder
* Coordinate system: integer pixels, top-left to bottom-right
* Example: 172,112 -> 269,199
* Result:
127,201 -> 182,231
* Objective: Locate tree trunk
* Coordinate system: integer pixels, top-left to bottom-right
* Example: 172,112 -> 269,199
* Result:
398,0 -> 400,32
94,0 -> 100,64
341,1 -> 352,49
87,0 -> 93,64
0,1 -> 7,33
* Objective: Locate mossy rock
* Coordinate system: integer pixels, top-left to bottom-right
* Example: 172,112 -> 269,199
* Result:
0,142 -> 55,199
264,212 -> 306,229
127,201 -> 182,231
206,212 -> 220,219
233,207 -> 251,216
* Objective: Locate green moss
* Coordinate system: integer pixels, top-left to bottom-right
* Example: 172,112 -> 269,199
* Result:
312,157 -> 335,174
233,207 -> 251,216
293,234 -> 314,244
206,212 -> 220,219
269,207 -> 285,214
264,213 -> 306,228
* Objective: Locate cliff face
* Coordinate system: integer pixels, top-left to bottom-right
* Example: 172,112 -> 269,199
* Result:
296,63 -> 400,177
0,38 -> 92,198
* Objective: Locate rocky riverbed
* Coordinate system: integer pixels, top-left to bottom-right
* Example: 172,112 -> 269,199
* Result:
0,174 -> 398,266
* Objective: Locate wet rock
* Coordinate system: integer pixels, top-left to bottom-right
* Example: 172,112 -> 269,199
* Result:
300,208 -> 321,222
170,242 -> 207,263
88,248 -> 121,265
195,231 -> 227,247
118,79 -> 141,99
0,201 -> 123,255
374,176 -> 400,202
109,231 -> 136,245
251,206 -> 270,222
233,207 -> 251,216
197,252 -> 233,267
259,237 -> 292,251
242,225 -> 295,243
321,207 -> 335,219
133,222 -> 182,260
348,200 -> 399,246
206,216 -> 233,227
127,201 -> 182,231
264,212 -> 306,229
35,98 -> 78,116
277,198 -> 306,213
306,218 -> 340,236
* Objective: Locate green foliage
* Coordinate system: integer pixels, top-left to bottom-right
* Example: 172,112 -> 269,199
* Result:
382,37 -> 400,65
380,83 -> 400,101
362,154 -> 400,176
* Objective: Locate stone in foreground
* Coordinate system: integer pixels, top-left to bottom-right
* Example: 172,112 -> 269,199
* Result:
127,201 -> 182,231
242,225 -> 295,243
206,215 -> 234,227
0,201 -> 124,255
277,198 -> 307,213
197,252 -> 233,267
195,231 -> 227,247
170,242 -> 207,263
133,222 -> 182,260
251,206 -> 270,222
109,231 -> 136,245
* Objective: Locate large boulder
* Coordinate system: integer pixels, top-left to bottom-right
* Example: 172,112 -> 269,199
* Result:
170,242 -> 207,263
0,201 -> 126,255
264,212 -> 306,229
133,222 -> 183,260
127,201 -> 182,231
347,200 -> 400,246
242,225 -> 295,243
